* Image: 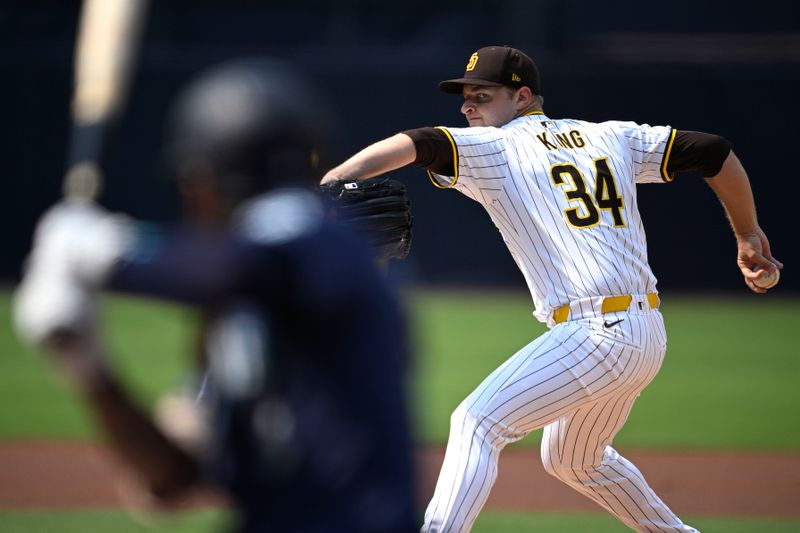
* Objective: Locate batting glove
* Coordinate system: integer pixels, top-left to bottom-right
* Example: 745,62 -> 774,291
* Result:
14,201 -> 133,347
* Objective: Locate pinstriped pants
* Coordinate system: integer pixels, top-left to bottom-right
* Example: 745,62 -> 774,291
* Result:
421,309 -> 699,533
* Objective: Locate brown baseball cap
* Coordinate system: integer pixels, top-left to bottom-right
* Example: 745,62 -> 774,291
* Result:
439,46 -> 541,95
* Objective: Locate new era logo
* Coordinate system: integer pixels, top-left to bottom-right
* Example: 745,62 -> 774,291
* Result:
511,73 -> 521,82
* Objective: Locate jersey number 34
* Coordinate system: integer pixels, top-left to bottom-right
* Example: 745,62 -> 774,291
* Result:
550,157 -> 625,229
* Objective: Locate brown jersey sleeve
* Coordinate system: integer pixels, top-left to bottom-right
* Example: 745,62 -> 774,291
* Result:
403,127 -> 457,177
665,130 -> 732,178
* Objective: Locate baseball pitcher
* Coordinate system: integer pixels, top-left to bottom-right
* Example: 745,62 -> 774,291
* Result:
321,46 -> 782,532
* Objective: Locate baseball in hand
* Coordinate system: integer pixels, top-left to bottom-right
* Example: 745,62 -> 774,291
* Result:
753,267 -> 780,289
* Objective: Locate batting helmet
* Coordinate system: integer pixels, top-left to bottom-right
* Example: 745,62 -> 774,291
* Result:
165,58 -> 337,204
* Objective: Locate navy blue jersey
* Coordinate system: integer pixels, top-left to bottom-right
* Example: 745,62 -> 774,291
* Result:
109,189 -> 416,533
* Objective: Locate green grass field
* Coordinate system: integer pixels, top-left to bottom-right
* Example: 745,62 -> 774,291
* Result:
0,510 -> 800,533
408,290 -> 800,449
1,288 -> 799,532
1,509 -> 798,533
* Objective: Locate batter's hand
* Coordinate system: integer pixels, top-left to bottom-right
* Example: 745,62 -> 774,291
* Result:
14,262 -> 97,347
13,249 -> 111,388
14,201 -> 131,374
736,227 -> 783,293
13,201 -> 127,387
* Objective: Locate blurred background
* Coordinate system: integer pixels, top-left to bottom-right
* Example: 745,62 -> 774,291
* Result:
2,0 -> 798,292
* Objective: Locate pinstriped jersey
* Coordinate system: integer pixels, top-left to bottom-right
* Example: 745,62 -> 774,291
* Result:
430,113 -> 675,324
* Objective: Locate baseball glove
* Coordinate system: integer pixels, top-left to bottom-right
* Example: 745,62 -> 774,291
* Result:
319,178 -> 413,261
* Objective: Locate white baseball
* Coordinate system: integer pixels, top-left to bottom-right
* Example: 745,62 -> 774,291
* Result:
753,267 -> 780,289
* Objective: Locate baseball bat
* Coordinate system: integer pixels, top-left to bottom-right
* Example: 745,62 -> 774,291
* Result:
63,0 -> 150,201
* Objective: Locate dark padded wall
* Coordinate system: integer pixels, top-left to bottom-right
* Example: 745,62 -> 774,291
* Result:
3,0 -> 797,291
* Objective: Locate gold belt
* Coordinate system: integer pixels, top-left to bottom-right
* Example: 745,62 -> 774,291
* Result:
553,293 -> 660,324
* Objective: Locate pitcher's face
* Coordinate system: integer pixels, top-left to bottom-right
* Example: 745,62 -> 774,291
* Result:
460,85 -> 519,127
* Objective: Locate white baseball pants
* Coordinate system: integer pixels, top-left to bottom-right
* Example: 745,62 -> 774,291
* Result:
422,303 -> 699,532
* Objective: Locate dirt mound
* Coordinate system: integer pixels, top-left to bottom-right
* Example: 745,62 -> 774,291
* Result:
1,442 -> 798,518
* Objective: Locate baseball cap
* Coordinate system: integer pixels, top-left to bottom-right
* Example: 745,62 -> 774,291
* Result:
439,46 -> 541,95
